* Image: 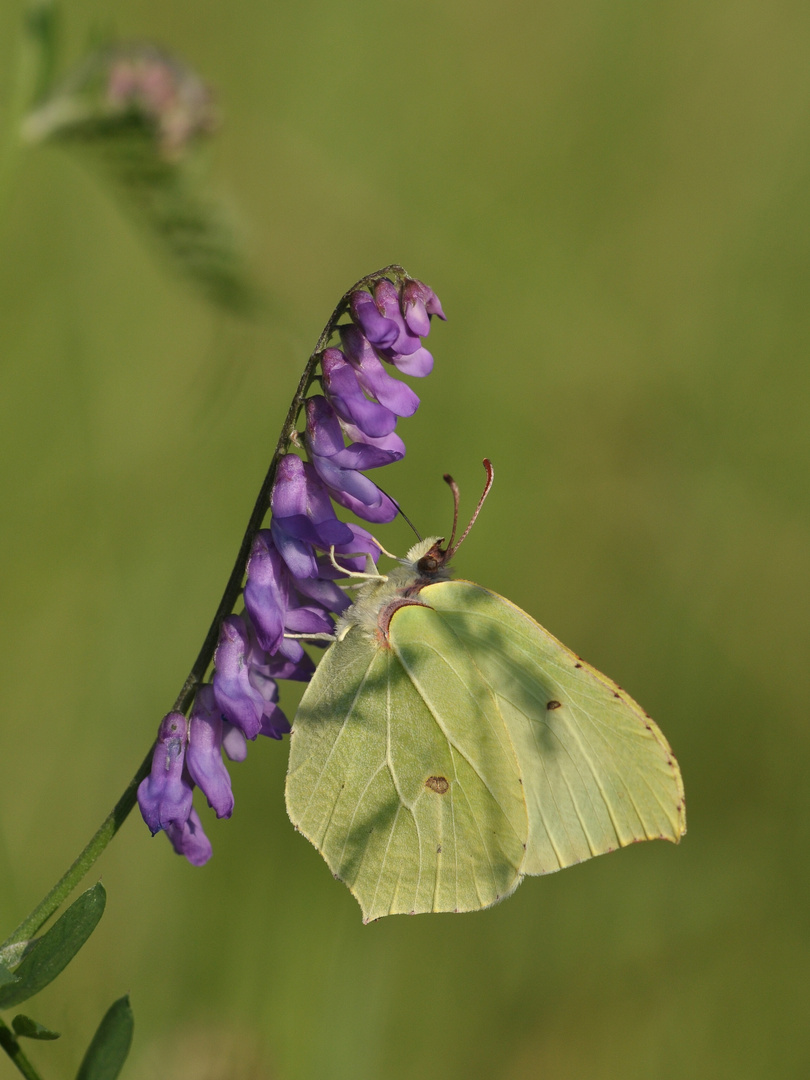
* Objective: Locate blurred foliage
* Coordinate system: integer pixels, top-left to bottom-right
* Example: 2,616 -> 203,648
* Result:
1,1 -> 809,1079
16,8 -> 258,314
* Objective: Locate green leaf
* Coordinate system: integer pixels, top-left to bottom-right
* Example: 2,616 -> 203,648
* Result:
0,961 -> 18,989
0,883 -> 106,1009
75,996 -> 133,1080
12,1014 -> 60,1040
287,536 -> 685,921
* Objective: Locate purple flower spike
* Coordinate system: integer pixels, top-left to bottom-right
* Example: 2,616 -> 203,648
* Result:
350,290 -> 398,348
222,721 -> 248,762
321,348 -> 398,438
187,685 -> 234,819
137,712 -> 194,835
340,325 -> 420,417
271,455 -> 353,577
166,807 -> 212,866
244,531 -> 288,653
212,614 -> 268,739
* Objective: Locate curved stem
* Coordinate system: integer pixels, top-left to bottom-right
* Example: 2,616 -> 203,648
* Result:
0,264 -> 410,951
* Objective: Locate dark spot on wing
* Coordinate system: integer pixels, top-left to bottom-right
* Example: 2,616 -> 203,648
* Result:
574,663 -> 582,669
425,775 -> 450,795
547,700 -> 562,710
613,691 -> 620,698
436,844 -> 442,854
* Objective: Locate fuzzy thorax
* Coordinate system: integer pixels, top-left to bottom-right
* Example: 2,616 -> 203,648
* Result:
334,536 -> 453,641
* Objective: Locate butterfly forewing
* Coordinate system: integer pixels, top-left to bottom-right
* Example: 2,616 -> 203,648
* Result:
423,581 -> 686,876
286,616 -> 527,921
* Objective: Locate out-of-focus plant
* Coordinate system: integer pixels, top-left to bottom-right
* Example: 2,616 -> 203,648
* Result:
3,0 -> 258,313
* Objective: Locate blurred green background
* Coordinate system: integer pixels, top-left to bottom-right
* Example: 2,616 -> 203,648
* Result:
1,1 -> 808,1077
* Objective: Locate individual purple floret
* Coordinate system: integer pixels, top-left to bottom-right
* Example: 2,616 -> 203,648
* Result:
186,685 -> 234,819
304,397 -> 399,523
339,325 -> 420,417
321,348 -> 398,438
166,807 -> 212,866
270,454 -> 353,579
213,614 -> 277,739
222,722 -> 248,762
137,712 -> 194,834
244,531 -> 288,653
142,272 -> 444,866
401,278 -> 446,331
249,669 -> 291,739
349,290 -> 399,350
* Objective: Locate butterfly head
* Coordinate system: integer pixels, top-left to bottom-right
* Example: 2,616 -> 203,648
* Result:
404,536 -> 451,579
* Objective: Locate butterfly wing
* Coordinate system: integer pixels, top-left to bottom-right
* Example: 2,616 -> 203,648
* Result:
286,613 -> 527,921
422,581 -> 686,875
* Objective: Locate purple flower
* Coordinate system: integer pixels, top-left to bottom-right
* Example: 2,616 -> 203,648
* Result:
138,712 -> 194,834
222,722 -> 248,762
212,614 -> 271,739
402,278 -> 446,333
270,454 -> 353,578
304,397 -> 399,523
244,531 -> 289,653
350,280 -> 435,377
166,807 -> 212,866
340,325 -> 420,417
248,669 -> 291,739
349,290 -> 399,349
245,614 -> 317,679
186,685 -> 234,819
321,348 -> 398,438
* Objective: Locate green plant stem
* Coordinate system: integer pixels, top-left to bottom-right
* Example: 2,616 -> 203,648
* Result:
0,264 -> 410,954
0,1017 -> 44,1080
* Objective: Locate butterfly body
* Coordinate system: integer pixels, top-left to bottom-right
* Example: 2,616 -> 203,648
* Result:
286,538 -> 685,922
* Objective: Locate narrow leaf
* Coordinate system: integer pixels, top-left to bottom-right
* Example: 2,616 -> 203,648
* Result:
0,961 -> 18,988
75,996 -> 133,1080
0,883 -> 106,1009
12,1014 -> 61,1040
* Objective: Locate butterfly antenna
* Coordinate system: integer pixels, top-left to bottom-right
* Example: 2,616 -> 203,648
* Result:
443,472 -> 461,553
446,458 -> 494,559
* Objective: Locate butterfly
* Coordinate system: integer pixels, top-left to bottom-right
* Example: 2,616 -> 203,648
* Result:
285,461 -> 685,921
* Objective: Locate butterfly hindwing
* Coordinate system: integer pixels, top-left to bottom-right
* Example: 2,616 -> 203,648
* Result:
423,581 -> 686,875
